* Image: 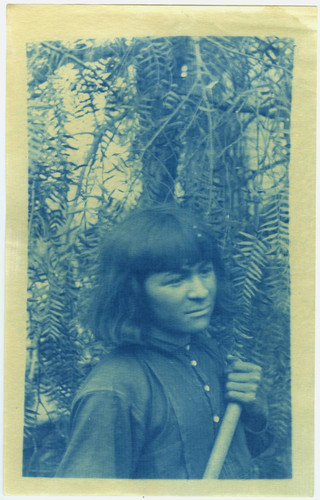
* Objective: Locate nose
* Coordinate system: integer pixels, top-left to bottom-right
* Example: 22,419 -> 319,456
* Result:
187,274 -> 209,299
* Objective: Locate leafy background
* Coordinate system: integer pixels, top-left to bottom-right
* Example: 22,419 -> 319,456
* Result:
24,36 -> 294,478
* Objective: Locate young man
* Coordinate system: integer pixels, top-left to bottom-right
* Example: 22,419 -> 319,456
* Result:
56,205 -> 269,479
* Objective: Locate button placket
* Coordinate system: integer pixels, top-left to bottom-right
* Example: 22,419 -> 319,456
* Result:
186,351 -> 219,425
181,345 -> 223,431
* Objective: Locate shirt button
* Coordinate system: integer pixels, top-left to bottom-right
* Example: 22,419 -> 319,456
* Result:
213,415 -> 220,423
190,360 -> 197,366
204,385 -> 210,392
186,345 -> 190,351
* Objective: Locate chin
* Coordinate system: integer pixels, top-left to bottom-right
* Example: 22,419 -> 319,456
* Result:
186,318 -> 211,333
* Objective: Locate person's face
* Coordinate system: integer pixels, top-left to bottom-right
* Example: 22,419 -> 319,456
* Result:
144,261 -> 217,336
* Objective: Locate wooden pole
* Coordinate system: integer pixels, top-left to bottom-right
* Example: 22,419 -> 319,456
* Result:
203,402 -> 242,479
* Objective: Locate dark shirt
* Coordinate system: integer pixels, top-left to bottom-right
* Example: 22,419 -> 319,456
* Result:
55,331 -> 266,479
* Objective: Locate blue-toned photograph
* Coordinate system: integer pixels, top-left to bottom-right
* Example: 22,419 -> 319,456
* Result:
24,36 -> 293,479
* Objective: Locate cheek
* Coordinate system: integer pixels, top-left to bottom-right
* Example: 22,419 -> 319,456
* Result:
144,285 -> 184,318
208,275 -> 218,297
211,281 -> 218,298
148,290 -> 180,311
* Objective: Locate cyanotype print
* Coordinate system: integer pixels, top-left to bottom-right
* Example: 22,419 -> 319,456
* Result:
24,36 -> 294,479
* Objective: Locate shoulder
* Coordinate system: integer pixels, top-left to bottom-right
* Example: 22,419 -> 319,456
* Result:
195,331 -> 227,367
74,345 -> 151,406
196,330 -> 224,353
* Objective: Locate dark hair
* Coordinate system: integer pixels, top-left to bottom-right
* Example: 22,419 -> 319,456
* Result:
89,205 -> 225,347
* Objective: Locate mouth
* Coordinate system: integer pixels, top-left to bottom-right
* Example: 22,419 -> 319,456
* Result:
185,306 -> 212,317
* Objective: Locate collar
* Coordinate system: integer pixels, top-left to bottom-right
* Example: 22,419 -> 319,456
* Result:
146,327 -> 210,354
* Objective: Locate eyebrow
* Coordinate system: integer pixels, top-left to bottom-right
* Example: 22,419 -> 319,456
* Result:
161,269 -> 186,277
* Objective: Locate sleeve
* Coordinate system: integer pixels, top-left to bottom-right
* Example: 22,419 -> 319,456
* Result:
55,390 -> 145,478
241,394 -> 269,433
241,392 -> 274,457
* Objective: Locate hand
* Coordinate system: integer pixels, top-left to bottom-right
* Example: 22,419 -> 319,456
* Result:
225,354 -> 267,432
225,354 -> 262,404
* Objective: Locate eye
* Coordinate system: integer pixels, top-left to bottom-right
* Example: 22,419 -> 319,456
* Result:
199,264 -> 214,276
164,274 -> 185,286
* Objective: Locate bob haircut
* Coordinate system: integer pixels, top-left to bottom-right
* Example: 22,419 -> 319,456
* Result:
89,205 -> 225,347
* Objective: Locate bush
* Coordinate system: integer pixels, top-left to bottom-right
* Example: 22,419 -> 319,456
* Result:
24,35 -> 294,477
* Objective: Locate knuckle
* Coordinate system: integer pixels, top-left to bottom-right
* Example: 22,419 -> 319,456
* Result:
249,373 -> 261,384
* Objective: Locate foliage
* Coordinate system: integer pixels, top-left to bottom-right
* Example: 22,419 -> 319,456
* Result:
24,36 -> 294,477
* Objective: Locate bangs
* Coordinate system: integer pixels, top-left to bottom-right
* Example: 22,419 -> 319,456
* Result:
92,205 -> 225,344
126,212 -> 217,277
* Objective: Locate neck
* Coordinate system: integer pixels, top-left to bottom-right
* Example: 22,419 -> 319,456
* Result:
147,326 -> 192,347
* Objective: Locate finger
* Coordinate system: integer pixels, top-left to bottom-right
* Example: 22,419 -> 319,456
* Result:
226,381 -> 258,394
226,358 -> 262,373
227,371 -> 262,383
226,391 -> 257,404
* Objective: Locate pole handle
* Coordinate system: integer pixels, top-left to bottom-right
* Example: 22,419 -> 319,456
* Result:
203,402 -> 242,479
